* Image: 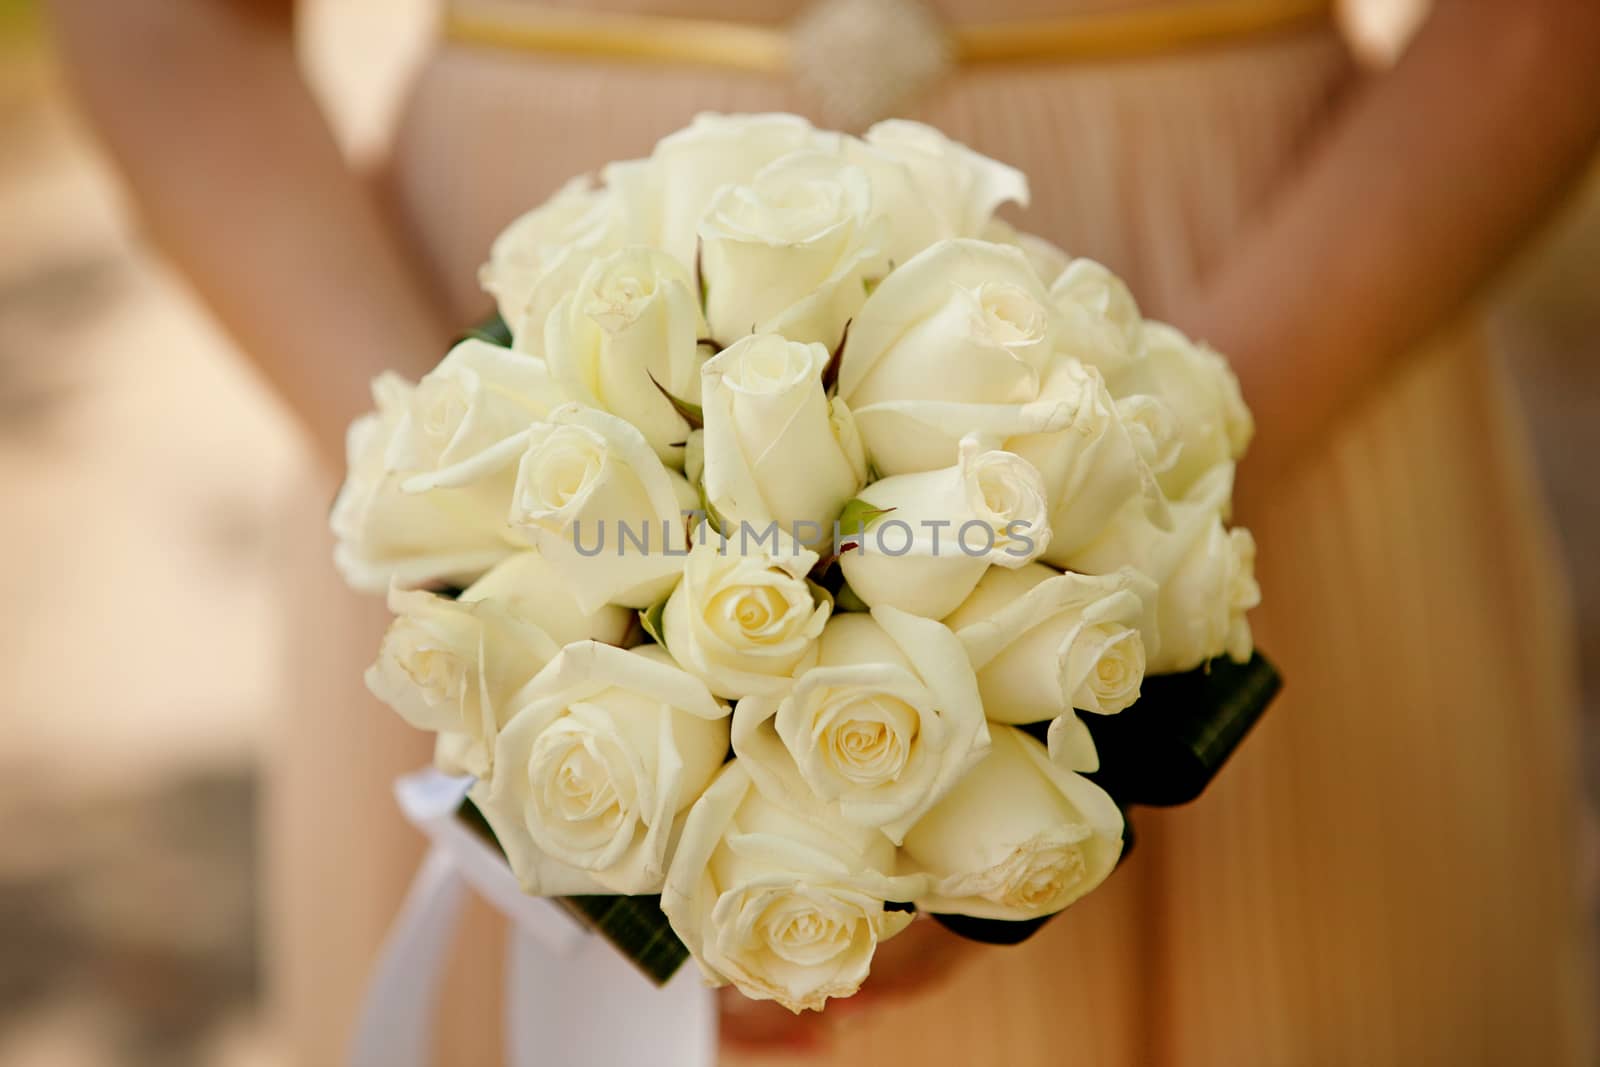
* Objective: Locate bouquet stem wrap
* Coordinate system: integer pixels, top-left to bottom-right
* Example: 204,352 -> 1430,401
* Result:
350,771 -> 717,1067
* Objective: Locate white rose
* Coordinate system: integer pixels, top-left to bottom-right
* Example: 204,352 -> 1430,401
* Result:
434,731 -> 476,777
1115,392 -> 1184,479
903,725 -> 1124,921
838,239 -> 1070,475
849,119 -> 1029,269
387,339 -> 569,487
943,564 -> 1157,772
837,437 -> 1050,619
1051,258 -> 1145,377
663,525 -> 830,699
607,112 -> 832,268
331,373 -> 516,593
480,176 -> 618,327
733,607 -> 989,842
700,152 -> 883,348
508,404 -> 698,612
537,246 -> 707,464
1114,321 -> 1254,500
700,334 -> 867,545
663,761 -> 923,1012
473,642 -> 729,895
1062,466 -> 1259,673
1009,358 -> 1172,565
365,553 -> 632,777
981,217 -> 1071,286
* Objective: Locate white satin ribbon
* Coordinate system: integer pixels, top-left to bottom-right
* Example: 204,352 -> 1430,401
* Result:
349,769 -> 718,1067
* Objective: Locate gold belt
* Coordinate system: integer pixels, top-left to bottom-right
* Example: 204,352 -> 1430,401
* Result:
442,0 -> 1335,73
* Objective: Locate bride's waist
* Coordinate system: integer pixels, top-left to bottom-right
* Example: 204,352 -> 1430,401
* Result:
390,3 -> 1351,322
447,0 -> 1318,24
439,0 -> 1340,73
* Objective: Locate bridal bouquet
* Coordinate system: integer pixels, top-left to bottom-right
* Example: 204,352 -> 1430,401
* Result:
332,113 -> 1275,1013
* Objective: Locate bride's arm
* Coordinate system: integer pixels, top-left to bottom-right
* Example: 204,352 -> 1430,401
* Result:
45,0 -> 451,466
1178,0 -> 1600,488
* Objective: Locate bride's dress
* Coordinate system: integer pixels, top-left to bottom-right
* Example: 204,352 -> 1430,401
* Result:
272,1 -> 1595,1063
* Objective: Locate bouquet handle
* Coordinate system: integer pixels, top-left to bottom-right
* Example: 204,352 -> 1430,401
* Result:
349,769 -> 718,1067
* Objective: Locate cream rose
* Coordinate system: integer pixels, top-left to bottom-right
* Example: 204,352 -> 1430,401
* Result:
507,404 -> 697,612
472,643 -> 729,895
981,217 -> 1071,286
838,239 -> 1070,475
387,339 -> 568,487
480,175 -> 619,328
699,152 -> 883,348
330,373 -> 517,593
1009,358 -> 1173,565
1051,258 -> 1146,377
537,246 -> 707,464
606,112 -> 833,269
1115,392 -> 1184,480
848,119 -> 1029,269
837,437 -> 1050,619
1114,321 -> 1254,500
700,334 -> 867,545
1063,466 -> 1260,673
365,553 -> 632,777
733,607 -> 989,842
903,725 -> 1124,921
662,761 -> 923,1012
662,525 -> 830,699
943,564 -> 1157,772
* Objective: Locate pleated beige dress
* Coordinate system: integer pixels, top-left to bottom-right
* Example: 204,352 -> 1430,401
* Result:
270,1 -> 1597,1063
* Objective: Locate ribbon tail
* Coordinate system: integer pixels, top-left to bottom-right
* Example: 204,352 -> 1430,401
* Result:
349,845 -> 469,1067
355,768 -> 720,1066
505,921 -> 718,1067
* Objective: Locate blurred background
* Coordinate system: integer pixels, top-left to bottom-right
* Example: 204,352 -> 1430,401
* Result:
0,1 -> 1595,1064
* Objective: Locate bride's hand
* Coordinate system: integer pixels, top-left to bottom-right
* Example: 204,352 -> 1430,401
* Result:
717,916 -> 983,1053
